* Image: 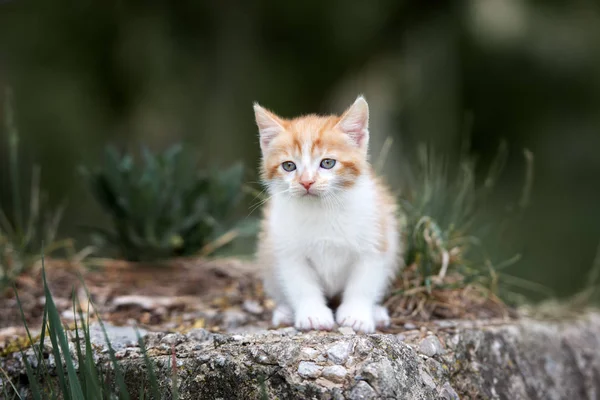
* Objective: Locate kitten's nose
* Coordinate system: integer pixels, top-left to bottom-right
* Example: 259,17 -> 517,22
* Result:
300,179 -> 315,190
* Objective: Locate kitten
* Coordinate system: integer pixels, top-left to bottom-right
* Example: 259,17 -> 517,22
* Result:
253,96 -> 401,334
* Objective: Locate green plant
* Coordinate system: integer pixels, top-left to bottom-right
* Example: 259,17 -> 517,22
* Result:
0,88 -> 71,290
2,248 -> 169,399
80,144 -> 256,261
394,137 -> 548,306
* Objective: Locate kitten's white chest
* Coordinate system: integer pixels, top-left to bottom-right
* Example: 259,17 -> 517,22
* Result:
270,196 -> 375,296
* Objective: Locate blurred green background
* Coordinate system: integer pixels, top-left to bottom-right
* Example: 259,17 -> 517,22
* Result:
1,0 -> 599,300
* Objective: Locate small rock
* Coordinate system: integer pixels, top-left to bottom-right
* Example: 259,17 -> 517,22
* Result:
338,326 -> 356,335
114,349 -> 128,359
447,334 -> 460,350
186,328 -> 211,342
419,340 -> 437,357
300,347 -> 320,359
213,334 -> 234,346
360,363 -> 379,381
242,299 -> 264,315
419,335 -> 444,357
250,348 -> 277,365
425,357 -> 445,381
349,381 -> 378,399
327,341 -> 353,365
87,323 -> 148,351
297,361 -> 322,378
404,322 -> 417,330
161,333 -> 185,346
315,377 -> 341,389
420,369 -> 436,389
213,355 -> 228,367
277,327 -> 299,336
322,365 -> 347,383
316,354 -> 328,363
439,382 -> 460,400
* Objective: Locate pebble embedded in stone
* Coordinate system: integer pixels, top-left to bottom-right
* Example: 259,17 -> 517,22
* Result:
439,382 -> 460,400
322,365 -> 347,382
349,381 -> 378,399
300,347 -> 320,359
327,341 -> 353,364
214,355 -> 227,366
297,361 -> 322,378
338,326 -> 356,335
420,369 -> 436,389
160,333 -> 185,347
419,335 -> 444,357
278,327 -> 299,336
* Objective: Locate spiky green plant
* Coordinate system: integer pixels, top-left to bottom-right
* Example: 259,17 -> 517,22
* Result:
80,144 -> 256,261
396,137 -> 548,305
1,247 -> 168,399
0,88 -> 70,290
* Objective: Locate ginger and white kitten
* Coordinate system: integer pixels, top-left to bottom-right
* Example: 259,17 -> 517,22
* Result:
254,96 -> 401,334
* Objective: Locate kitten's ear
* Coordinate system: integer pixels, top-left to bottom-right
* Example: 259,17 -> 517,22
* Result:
337,96 -> 369,150
253,103 -> 285,152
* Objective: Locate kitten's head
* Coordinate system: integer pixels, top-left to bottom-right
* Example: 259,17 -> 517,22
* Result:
253,96 -> 370,199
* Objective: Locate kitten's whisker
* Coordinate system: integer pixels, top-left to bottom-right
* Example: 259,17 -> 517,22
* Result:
247,188 -> 291,216
324,190 -> 343,210
248,188 -> 268,204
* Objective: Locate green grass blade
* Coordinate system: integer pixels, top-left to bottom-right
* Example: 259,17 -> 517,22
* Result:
19,348 -> 42,400
1,381 -> 16,400
1,365 -> 24,400
81,314 -> 103,399
44,296 -> 69,397
78,268 -> 130,400
41,249 -> 84,400
135,327 -> 161,398
74,280 -> 104,400
13,288 -> 45,399
13,285 -> 42,367
71,290 -> 87,397
38,290 -> 49,374
93,315 -> 131,400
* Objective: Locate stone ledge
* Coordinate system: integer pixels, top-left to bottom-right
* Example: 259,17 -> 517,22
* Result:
2,312 -> 600,399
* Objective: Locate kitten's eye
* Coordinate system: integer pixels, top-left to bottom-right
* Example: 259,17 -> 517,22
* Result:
320,159 -> 336,169
282,161 -> 297,172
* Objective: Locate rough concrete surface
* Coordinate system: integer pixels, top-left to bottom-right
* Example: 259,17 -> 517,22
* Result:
2,312 -> 600,399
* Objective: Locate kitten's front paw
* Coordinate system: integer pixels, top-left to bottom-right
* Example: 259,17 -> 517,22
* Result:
294,305 -> 335,331
373,305 -> 391,328
336,303 -> 375,334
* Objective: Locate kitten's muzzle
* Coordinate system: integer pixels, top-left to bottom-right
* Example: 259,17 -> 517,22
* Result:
300,179 -> 315,191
